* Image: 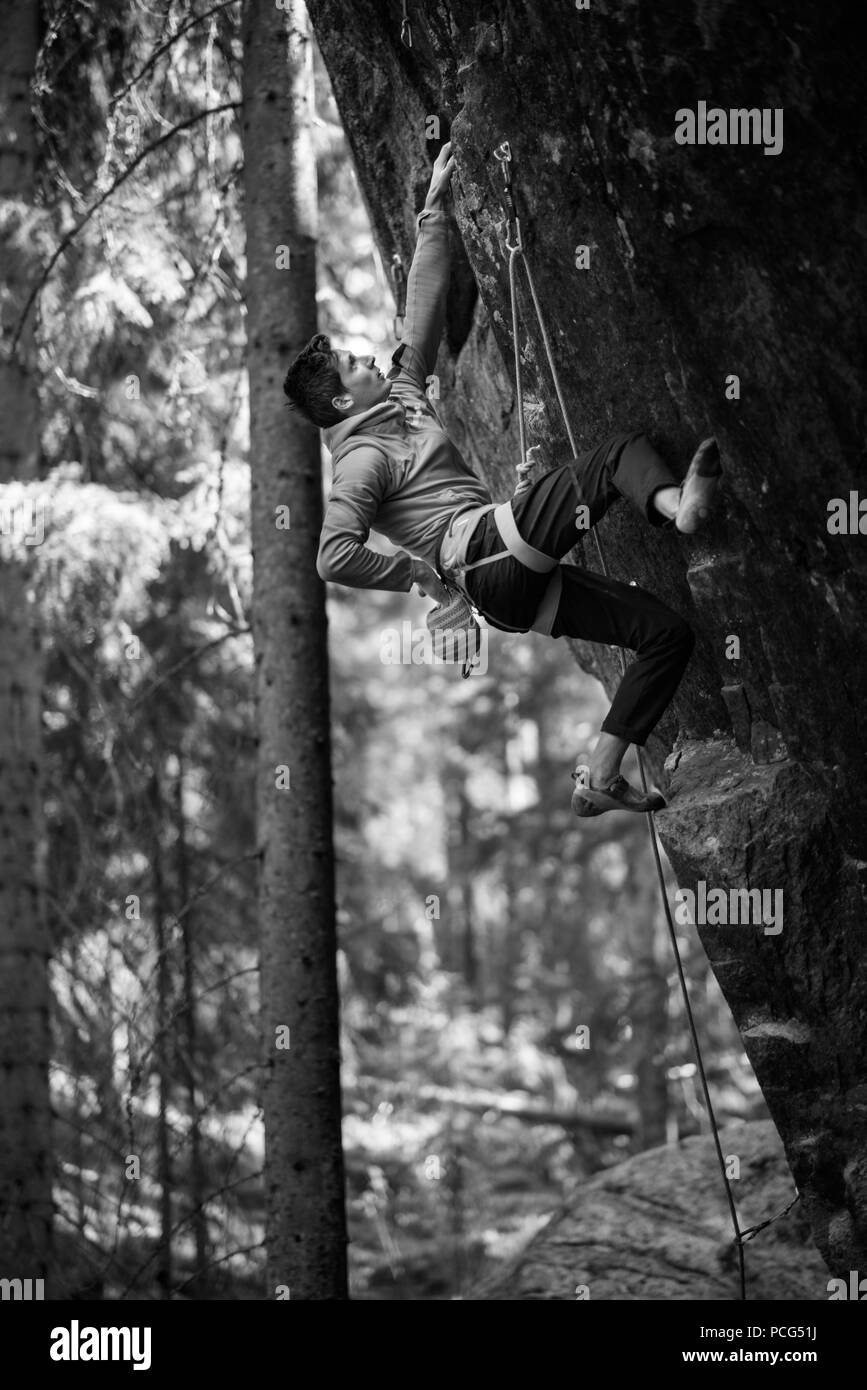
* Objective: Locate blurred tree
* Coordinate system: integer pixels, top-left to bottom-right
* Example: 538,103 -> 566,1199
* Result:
147,766 -> 174,1297
242,0 -> 347,1299
173,751 -> 209,1289
0,0 -> 53,1286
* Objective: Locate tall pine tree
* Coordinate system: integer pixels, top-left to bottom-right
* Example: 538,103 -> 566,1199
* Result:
0,0 -> 52,1285
242,0 -> 347,1299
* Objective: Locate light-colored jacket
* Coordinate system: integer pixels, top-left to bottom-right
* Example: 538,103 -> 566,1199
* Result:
318,208 -> 492,591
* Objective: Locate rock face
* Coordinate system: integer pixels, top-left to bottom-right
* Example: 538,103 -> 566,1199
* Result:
304,1 -> 867,1273
471,1120 -> 828,1301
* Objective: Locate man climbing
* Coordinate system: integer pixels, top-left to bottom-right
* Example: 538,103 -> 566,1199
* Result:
282,142 -> 722,816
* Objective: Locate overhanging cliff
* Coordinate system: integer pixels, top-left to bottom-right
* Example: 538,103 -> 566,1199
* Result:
304,0 -> 867,1276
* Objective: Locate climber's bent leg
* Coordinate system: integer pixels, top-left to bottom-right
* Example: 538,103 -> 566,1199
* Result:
459,435 -> 697,813
552,568 -> 695,814
506,431 -> 681,561
460,515 -> 695,813
549,564 -> 696,747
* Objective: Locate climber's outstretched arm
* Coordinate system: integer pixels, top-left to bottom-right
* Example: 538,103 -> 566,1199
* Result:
388,142 -> 456,391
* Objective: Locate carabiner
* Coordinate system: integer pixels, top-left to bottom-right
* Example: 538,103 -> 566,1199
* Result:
494,140 -> 522,252
400,2 -> 412,48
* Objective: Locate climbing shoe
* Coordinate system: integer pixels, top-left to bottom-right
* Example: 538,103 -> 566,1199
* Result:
571,765 -> 666,816
675,437 -> 722,534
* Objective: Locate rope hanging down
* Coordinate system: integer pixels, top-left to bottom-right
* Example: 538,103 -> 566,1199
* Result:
494,138 -> 797,1301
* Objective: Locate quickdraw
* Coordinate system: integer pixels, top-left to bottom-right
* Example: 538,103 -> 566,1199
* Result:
400,0 -> 412,48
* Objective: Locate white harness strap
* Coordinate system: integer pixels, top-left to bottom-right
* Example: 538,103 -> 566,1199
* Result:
492,501 -> 559,574
438,503 -> 500,583
438,499 -> 564,638
529,567 -> 563,636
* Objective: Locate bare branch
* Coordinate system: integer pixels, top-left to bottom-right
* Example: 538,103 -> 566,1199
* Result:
7,101 -> 241,357
110,0 -> 240,111
128,624 -> 251,709
172,1241 -> 265,1296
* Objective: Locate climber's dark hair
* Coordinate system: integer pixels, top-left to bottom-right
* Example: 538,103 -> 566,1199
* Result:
283,333 -> 346,428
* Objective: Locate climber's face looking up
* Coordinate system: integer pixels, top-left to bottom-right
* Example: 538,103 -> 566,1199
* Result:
331,349 -> 392,417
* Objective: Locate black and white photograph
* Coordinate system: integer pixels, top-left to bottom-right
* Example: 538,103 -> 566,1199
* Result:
0,0 -> 864,1354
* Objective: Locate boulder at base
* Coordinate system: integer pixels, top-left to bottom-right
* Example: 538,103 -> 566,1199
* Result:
471,1120 -> 829,1300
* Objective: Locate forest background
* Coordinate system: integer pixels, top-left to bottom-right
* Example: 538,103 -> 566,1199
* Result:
0,0 -> 764,1300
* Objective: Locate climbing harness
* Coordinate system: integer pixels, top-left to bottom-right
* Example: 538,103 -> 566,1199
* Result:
390,252 -> 407,338
493,139 -> 798,1299
434,487 -> 568,675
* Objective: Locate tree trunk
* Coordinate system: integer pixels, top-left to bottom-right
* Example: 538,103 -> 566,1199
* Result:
242,0 -> 348,1299
303,0 -> 866,1275
443,763 -> 478,992
149,770 -> 174,1299
174,754 -> 209,1291
0,0 -> 52,1286
458,789 -> 477,992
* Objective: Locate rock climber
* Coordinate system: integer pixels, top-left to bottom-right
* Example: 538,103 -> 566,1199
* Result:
282,142 -> 722,816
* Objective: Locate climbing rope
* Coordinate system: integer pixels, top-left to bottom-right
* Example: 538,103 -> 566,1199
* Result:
494,139 -> 796,1301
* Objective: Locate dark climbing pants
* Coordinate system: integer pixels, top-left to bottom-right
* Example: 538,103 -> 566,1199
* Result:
460,431 -> 696,746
